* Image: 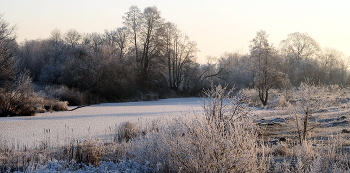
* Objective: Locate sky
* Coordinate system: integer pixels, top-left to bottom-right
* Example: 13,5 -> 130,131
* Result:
1,0 -> 350,63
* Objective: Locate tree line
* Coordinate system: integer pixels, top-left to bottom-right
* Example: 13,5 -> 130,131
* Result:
0,6 -> 349,116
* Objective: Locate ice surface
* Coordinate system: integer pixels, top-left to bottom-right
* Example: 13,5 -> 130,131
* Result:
0,98 -> 203,147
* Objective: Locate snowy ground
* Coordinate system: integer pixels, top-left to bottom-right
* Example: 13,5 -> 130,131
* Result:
0,98 -> 203,148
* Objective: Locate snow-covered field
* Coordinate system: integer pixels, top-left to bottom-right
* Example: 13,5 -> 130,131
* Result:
0,98 -> 203,148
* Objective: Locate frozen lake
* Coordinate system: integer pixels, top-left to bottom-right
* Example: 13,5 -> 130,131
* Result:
0,98 -> 203,147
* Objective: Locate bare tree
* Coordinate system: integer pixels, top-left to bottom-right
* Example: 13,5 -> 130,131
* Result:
104,27 -> 129,59
138,6 -> 165,87
217,53 -> 253,89
164,22 -> 198,90
83,33 -> 103,53
164,22 -> 177,89
16,39 -> 51,81
291,80 -> 327,144
280,32 -> 321,85
250,30 -> 289,106
50,28 -> 63,45
123,5 -> 142,62
64,29 -> 81,48
0,14 -> 17,87
280,32 -> 320,62
319,48 -> 348,85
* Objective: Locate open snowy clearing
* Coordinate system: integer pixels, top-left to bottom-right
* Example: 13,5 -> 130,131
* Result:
0,98 -> 203,147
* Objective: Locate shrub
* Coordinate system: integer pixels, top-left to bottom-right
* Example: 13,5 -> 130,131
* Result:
239,88 -> 261,107
52,101 -> 69,111
43,85 -> 86,106
271,144 -> 290,156
75,140 -> 105,166
290,81 -> 328,144
0,78 -> 70,116
58,87 -> 86,106
265,89 -> 290,108
116,122 -> 140,142
239,88 -> 290,108
128,85 -> 263,172
0,72 -> 36,117
137,91 -> 159,101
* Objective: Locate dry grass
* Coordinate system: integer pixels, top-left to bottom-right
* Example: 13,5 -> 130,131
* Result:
128,115 -> 264,172
74,140 -> 105,166
271,144 -> 290,156
116,121 -> 140,142
1,115 -> 349,172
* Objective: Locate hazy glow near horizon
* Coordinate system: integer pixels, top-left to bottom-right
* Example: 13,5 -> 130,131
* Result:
1,0 -> 349,63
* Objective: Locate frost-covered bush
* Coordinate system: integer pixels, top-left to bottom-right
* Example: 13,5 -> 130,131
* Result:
201,84 -> 254,133
239,88 -> 290,108
268,137 -> 350,172
50,139 -> 105,167
75,140 -> 105,166
0,72 -> 36,117
328,84 -> 341,93
267,89 -> 290,108
116,121 -> 140,142
239,88 -> 261,107
52,101 -> 69,111
43,85 -> 86,106
289,81 -> 329,144
128,85 -> 263,172
0,77 -> 71,116
128,116 -> 262,172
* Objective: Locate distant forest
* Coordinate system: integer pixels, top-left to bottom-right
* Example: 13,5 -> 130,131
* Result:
0,6 -> 349,116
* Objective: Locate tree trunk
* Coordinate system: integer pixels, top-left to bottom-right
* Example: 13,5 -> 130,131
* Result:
258,88 -> 268,106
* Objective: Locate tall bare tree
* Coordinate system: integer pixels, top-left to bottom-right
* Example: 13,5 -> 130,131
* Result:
139,6 -> 165,86
0,14 -> 17,87
123,6 -> 166,87
123,5 -> 142,62
250,30 -> 288,106
164,22 -> 198,90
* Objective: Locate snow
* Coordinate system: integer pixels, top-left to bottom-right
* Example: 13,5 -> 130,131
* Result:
0,98 -> 203,147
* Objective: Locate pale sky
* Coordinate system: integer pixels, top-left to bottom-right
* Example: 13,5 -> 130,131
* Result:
1,0 -> 349,63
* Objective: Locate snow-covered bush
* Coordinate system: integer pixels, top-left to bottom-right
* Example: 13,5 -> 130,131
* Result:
127,85 -> 263,172
116,121 -> 140,142
267,89 -> 290,108
51,139 -> 105,167
239,88 -> 290,108
290,81 -> 328,144
0,72 -> 36,116
75,140 -> 105,166
0,81 -> 70,116
44,85 -> 86,106
328,84 -> 341,93
239,88 -> 261,107
52,101 -> 69,111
